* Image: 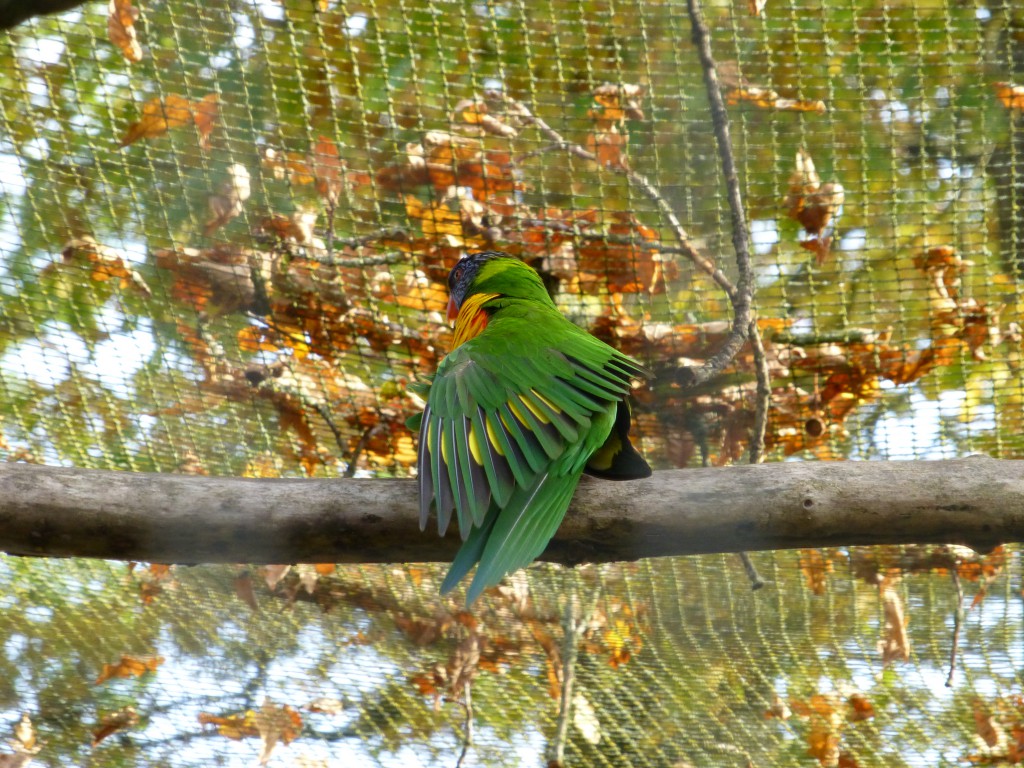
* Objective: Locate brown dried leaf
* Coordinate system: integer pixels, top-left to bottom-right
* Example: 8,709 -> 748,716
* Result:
108,0 -> 142,62
847,693 -> 875,722
199,710 -> 260,741
311,135 -> 344,205
592,83 -> 645,122
95,654 -> 164,685
586,128 -> 629,169
192,93 -> 219,149
306,697 -> 345,715
263,564 -> 292,590
12,713 -> 36,753
233,571 -> 260,612
879,580 -> 910,665
255,700 -> 303,765
798,549 -> 833,595
119,93 -> 218,148
119,94 -> 192,146
61,237 -> 152,297
765,694 -> 793,720
454,98 -> 518,138
203,163 -> 251,236
994,82 -> 1024,111
92,706 -> 138,747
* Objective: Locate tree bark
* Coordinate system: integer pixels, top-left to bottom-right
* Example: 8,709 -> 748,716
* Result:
0,457 -> 1020,565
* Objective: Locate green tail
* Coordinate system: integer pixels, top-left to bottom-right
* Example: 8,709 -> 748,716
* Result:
440,468 -> 580,605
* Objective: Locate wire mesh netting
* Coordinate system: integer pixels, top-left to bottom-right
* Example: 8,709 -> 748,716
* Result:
0,0 -> 1023,765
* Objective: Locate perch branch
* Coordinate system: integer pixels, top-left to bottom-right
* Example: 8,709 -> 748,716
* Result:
0,457 -> 1020,565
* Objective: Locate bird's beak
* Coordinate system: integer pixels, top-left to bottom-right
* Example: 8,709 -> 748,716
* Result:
446,295 -> 459,324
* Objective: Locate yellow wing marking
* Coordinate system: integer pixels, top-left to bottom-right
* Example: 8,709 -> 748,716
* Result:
468,423 -> 484,465
515,394 -> 550,424
530,388 -> 561,415
485,415 -> 505,456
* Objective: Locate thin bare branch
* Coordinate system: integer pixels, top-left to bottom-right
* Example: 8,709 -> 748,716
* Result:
946,567 -> 964,687
454,682 -> 473,768
748,318 -> 771,466
683,0 -> 754,388
495,91 -> 737,300
547,597 -> 580,768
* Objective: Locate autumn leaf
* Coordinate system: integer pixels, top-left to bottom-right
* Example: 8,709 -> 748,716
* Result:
847,693 -> 875,722
590,83 -> 645,125
879,578 -> 910,665
405,188 -> 486,247
261,146 -> 316,185
765,694 -> 793,720
586,127 -> 629,170
262,564 -> 291,590
577,213 -> 676,294
255,700 -> 303,765
310,135 -> 344,205
727,85 -> 825,113
60,237 -> 152,297
454,98 -> 518,138
199,710 -> 260,740
786,148 -> 844,261
233,570 -> 260,611
119,94 -> 191,146
95,654 -> 164,685
192,93 -> 219,149
306,697 -> 344,715
203,163 -> 251,236
798,548 -> 833,595
994,82 -> 1024,111
92,706 -> 139,747
11,713 -> 36,753
108,0 -> 142,62
119,93 -> 218,148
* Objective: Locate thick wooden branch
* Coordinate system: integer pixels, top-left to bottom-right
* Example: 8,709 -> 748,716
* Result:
0,457 -> 1021,565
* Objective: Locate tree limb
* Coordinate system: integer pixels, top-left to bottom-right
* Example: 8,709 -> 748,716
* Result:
0,458 -> 1020,565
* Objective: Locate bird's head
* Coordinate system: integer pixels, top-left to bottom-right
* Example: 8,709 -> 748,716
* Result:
446,251 -> 552,321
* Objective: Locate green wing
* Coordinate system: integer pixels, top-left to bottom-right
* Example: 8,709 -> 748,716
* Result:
417,302 -> 647,601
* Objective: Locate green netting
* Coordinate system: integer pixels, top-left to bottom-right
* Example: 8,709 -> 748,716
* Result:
0,0 -> 1023,765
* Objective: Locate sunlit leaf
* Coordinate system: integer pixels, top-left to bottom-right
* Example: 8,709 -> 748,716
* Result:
994,81 -> 1024,111
107,0 -> 143,62
92,706 -> 139,747
94,654 -> 164,685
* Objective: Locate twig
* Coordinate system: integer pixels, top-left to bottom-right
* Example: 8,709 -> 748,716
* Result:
324,201 -> 336,262
296,227 -> 412,268
495,91 -> 737,301
547,597 -> 580,768
738,552 -> 765,591
345,424 -> 378,478
314,403 -> 348,459
455,681 -> 473,768
739,317 -> 770,588
684,0 -> 754,389
748,317 -> 770,466
689,0 -> 766,588
332,226 -> 409,251
305,251 -> 409,269
946,567 -> 964,687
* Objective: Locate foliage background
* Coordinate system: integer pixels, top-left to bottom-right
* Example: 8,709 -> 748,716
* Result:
0,0 -> 1023,765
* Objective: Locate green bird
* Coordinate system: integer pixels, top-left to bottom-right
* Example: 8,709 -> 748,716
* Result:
412,251 -> 652,604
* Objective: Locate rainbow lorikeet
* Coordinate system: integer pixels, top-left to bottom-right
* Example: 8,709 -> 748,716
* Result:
411,251 -> 651,604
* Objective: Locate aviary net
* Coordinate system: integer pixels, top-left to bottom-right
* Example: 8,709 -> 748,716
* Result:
0,0 -> 1022,765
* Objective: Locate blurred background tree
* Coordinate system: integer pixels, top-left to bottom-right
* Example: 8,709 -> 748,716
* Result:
0,0 -> 1022,765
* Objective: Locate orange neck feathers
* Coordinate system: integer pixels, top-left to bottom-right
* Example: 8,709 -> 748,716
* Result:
450,292 -> 498,350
